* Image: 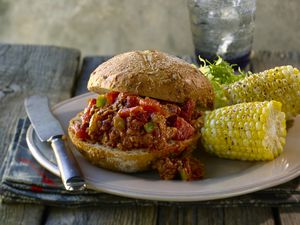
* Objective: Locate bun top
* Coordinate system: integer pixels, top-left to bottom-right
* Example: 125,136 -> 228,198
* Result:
88,50 -> 214,109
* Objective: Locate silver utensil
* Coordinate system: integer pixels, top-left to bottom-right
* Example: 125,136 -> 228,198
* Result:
25,95 -> 86,191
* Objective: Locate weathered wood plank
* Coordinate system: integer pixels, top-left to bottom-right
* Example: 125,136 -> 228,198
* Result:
0,203 -> 44,225
158,207 -> 274,225
74,56 -> 111,96
157,206 -> 179,225
158,206 -> 224,225
45,206 -> 157,225
279,207 -> 300,225
250,51 -> 300,72
196,208 -> 223,225
224,207 -> 275,225
158,206 -> 275,225
0,44 -> 80,225
0,44 -> 80,165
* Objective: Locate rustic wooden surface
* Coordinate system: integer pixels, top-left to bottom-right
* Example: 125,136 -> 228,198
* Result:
45,206 -> 157,225
250,51 -> 300,72
0,44 -> 299,224
279,208 -> 300,225
0,44 -> 80,224
0,203 -> 44,225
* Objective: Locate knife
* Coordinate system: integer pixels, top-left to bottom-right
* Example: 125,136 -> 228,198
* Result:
25,95 -> 86,191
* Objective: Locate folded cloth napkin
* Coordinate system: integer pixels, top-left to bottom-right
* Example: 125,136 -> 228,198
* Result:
0,118 -> 300,207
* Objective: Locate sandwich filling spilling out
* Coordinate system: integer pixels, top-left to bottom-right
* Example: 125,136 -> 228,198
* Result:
70,91 -> 204,180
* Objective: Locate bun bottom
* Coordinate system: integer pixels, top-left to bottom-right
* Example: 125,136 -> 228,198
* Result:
68,113 -> 199,173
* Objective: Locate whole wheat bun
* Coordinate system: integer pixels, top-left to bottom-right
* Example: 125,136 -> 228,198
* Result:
68,113 -> 199,173
88,50 -> 214,109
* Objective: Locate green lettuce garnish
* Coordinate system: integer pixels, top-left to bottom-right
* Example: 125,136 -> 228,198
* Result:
198,56 -> 249,108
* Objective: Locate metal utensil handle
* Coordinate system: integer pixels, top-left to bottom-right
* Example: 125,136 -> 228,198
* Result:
50,135 -> 86,191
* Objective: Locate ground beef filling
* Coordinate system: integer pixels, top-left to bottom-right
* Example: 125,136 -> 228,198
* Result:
71,91 -> 204,180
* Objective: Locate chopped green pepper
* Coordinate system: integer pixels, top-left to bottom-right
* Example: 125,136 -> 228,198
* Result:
144,121 -> 155,133
96,95 -> 107,107
113,116 -> 125,131
179,169 -> 188,181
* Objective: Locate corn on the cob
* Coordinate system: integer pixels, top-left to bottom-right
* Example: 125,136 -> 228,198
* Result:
201,101 -> 286,161
223,65 -> 300,120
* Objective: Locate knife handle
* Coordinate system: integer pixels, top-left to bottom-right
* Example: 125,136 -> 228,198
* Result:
50,135 -> 86,191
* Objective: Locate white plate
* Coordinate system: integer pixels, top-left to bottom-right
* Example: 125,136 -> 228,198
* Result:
26,93 -> 300,202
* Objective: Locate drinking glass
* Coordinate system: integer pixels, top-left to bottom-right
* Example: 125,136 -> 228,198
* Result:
187,0 -> 256,67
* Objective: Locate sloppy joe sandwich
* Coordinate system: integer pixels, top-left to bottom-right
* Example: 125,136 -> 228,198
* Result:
68,50 -> 214,180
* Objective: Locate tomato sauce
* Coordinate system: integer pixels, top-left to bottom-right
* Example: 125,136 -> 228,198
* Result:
71,91 -> 204,180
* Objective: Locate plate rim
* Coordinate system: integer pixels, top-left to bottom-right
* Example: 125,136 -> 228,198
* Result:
26,93 -> 300,202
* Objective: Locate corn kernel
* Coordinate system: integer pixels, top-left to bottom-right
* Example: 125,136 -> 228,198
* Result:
223,66 -> 300,120
201,101 -> 286,161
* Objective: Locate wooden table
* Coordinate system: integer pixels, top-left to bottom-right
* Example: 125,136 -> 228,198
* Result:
0,44 -> 299,225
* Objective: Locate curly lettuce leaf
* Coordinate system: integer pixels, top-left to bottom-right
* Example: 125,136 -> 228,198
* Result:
198,56 -> 249,108
199,56 -> 247,84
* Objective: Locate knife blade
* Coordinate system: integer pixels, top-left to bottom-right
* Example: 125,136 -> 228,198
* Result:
25,95 -> 86,191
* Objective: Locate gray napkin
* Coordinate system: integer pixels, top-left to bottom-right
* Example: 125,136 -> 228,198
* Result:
0,118 -> 300,207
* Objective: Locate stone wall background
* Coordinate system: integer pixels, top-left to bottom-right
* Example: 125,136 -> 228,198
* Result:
0,0 -> 299,56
